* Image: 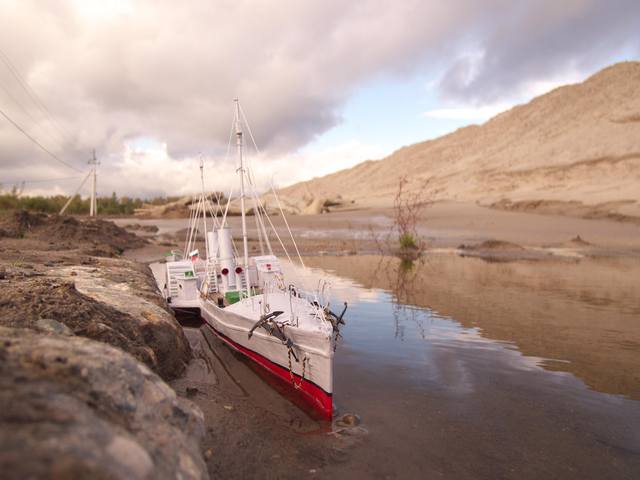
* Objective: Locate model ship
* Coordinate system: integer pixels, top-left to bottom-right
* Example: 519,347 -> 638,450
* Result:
159,100 -> 346,419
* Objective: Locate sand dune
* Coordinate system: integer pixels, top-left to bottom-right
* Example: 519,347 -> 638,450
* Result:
280,62 -> 640,220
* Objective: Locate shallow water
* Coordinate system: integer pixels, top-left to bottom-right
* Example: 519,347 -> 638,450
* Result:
153,244 -> 640,478
293,254 -> 640,479
113,217 -> 190,236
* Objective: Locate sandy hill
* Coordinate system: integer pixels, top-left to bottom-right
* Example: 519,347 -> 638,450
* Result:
280,62 -> 640,220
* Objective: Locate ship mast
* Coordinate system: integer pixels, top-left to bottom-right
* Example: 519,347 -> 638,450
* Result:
235,99 -> 251,297
199,154 -> 209,258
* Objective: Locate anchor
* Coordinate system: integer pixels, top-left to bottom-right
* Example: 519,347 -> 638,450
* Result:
248,310 -> 299,361
326,302 -> 348,331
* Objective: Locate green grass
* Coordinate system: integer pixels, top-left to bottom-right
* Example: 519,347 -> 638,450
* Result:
399,258 -> 415,272
399,232 -> 418,250
0,193 -> 179,216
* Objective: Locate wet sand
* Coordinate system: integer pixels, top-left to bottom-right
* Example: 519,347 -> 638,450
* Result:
169,326 -> 364,479
116,201 -> 640,260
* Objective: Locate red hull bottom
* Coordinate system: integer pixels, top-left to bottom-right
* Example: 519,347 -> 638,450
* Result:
204,324 -> 333,420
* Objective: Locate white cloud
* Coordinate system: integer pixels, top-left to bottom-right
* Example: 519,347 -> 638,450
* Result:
521,74 -> 584,98
422,104 -> 511,121
269,140 -> 390,188
87,137 -> 387,198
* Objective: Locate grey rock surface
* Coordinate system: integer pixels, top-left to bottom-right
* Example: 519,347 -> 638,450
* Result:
0,326 -> 208,480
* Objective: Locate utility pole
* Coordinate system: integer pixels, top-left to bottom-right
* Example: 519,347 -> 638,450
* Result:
59,150 -> 99,216
88,150 -> 99,217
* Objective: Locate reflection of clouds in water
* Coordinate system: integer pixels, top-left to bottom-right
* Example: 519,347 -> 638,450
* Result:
391,303 -> 550,395
285,256 -> 554,396
348,288 -> 387,303
387,305 -> 478,395
295,228 -> 377,240
281,260 -> 387,305
304,254 -> 640,409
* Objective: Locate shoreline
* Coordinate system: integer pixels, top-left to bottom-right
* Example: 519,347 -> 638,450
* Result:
118,201 -> 640,265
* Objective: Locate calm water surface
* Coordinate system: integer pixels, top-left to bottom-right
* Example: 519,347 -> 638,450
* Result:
141,219 -> 640,478
292,254 -> 640,479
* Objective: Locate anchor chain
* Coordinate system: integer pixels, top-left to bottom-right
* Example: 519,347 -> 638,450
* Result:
333,330 -> 342,352
287,347 -> 307,390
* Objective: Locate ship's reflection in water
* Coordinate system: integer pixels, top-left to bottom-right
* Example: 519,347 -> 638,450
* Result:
287,254 -> 640,479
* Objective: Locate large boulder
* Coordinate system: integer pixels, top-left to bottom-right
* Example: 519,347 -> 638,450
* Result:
0,327 -> 207,479
0,258 -> 190,380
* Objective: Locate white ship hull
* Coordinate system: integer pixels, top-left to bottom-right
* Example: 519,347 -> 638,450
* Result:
199,292 -> 335,418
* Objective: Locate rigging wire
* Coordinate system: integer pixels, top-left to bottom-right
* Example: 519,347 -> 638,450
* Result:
221,114 -> 236,221
0,105 -> 83,173
239,103 -> 306,268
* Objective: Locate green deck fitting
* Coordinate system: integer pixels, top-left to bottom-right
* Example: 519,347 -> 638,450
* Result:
224,289 -> 257,304
225,291 -> 241,304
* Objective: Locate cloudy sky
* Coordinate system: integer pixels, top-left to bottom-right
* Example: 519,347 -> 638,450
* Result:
0,0 -> 638,198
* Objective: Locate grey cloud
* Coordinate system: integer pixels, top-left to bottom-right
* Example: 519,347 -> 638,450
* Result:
438,0 -> 640,103
0,0 -> 637,195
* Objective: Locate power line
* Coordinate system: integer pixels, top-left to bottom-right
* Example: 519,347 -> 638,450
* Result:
0,48 -> 71,144
0,80 -> 65,151
14,176 -> 83,185
0,105 -> 83,173
0,82 -> 41,128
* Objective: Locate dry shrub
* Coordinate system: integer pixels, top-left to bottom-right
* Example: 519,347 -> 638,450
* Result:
392,176 -> 432,256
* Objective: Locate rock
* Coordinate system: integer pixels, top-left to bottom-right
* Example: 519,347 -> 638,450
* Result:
335,413 -> 361,428
302,197 -> 330,215
569,234 -> 592,246
0,327 -> 207,480
34,318 -> 74,336
0,259 -> 191,380
186,387 -> 199,397
125,223 -> 160,233
134,195 -> 225,219
459,239 -> 525,251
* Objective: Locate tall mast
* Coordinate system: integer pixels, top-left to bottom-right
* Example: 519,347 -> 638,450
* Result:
199,154 -> 209,258
235,99 -> 251,297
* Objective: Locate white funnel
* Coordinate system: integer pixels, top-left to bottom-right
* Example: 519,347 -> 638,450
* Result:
217,226 -> 236,290
207,231 -> 219,260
